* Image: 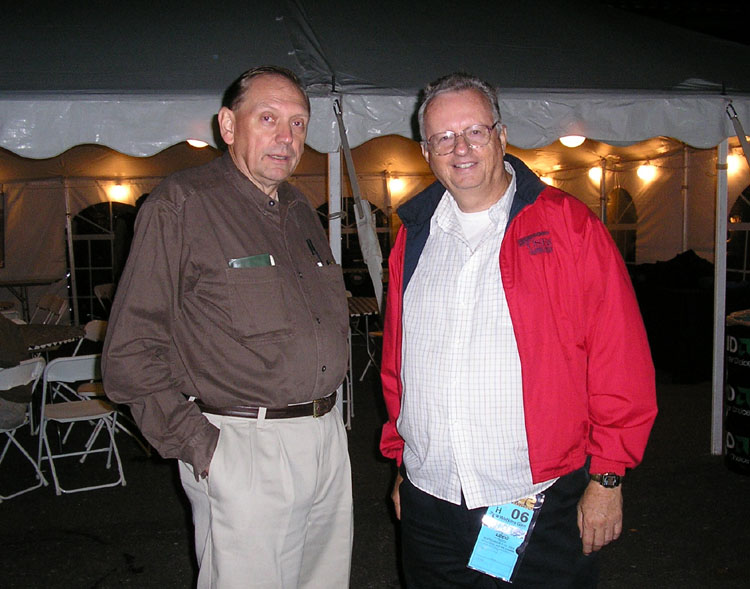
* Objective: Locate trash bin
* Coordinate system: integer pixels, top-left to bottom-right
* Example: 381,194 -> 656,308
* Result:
725,310 -> 750,475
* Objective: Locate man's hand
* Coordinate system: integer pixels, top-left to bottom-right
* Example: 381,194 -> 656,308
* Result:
392,472 -> 404,520
577,480 -> 623,555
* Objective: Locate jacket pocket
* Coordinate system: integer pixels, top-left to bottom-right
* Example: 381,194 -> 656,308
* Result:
225,266 -> 292,342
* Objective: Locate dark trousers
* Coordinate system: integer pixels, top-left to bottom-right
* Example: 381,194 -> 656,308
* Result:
400,467 -> 599,588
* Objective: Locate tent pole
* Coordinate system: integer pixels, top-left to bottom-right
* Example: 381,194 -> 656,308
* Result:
63,181 -> 80,325
327,150 -> 344,420
599,160 -> 607,222
328,150 -> 343,264
682,146 -> 689,252
711,140 -> 728,455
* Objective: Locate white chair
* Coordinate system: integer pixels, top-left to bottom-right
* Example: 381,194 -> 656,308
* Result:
71,327 -> 152,458
93,283 -> 114,315
0,357 -> 48,501
37,354 -> 126,495
30,293 -> 67,325
72,319 -> 108,356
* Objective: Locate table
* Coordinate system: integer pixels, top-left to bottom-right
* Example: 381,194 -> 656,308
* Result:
19,324 -> 85,353
347,296 -> 380,319
345,297 -> 380,428
0,277 -> 64,322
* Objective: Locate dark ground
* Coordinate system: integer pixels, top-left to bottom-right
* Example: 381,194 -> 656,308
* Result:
2,339 -> 750,588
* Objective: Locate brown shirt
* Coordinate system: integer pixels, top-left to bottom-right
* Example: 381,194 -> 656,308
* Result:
102,153 -> 349,475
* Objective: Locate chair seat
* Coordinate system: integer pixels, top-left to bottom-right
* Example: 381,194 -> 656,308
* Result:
77,382 -> 105,397
44,399 -> 115,421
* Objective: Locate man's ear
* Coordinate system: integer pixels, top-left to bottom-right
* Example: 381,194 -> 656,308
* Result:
498,124 -> 508,155
420,142 -> 430,164
217,107 -> 235,146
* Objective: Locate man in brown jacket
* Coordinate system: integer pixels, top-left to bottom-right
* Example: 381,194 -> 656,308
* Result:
103,66 -> 352,588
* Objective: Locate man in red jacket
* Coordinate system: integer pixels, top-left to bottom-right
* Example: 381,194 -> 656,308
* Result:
379,72 -> 657,587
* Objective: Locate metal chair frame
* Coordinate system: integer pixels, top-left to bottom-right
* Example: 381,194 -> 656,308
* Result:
0,357 -> 48,501
37,354 -> 126,495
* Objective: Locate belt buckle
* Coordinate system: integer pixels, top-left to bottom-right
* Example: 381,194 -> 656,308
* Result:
313,397 -> 322,418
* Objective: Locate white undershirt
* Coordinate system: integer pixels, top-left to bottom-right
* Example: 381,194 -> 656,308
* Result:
451,201 -> 491,251
399,162 -> 554,508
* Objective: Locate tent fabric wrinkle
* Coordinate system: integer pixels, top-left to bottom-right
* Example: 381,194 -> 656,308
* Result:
727,104 -> 750,169
334,100 -> 384,309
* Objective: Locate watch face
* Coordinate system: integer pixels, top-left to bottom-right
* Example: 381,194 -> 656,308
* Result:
592,473 -> 622,487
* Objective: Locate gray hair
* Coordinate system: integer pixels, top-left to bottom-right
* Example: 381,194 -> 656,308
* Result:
417,72 -> 502,141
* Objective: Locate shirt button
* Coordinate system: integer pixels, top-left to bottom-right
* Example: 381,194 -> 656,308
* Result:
268,200 -> 276,206
315,317 -> 321,324
321,365 -> 327,372
298,272 -> 303,278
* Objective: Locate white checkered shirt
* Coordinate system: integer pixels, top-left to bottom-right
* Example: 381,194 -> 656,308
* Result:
399,163 -> 555,508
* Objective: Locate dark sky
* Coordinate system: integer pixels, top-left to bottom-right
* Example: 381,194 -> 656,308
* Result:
599,1 -> 750,46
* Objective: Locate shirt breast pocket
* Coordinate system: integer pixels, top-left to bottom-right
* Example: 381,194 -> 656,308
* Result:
225,266 -> 292,342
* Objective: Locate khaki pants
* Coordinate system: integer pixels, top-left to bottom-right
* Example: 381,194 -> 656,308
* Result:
179,407 -> 353,588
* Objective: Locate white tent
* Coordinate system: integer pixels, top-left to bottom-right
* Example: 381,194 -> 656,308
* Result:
2,1 -> 750,154
2,0 -> 750,452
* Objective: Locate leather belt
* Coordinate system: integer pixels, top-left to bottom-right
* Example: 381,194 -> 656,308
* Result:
195,391 -> 336,419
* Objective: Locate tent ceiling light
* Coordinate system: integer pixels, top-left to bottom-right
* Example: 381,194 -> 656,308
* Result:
186,139 -> 208,148
540,176 -> 554,186
388,177 -> 405,195
637,163 -> 657,182
108,183 -> 129,201
559,135 -> 586,148
728,153 -> 743,174
588,167 -> 602,183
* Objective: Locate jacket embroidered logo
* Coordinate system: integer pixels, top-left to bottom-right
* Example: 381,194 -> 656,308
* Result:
518,231 -> 552,255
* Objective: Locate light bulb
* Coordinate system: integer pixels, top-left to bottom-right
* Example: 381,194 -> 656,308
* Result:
637,164 -> 656,182
560,135 -> 586,148
109,184 -> 129,201
388,177 -> 405,195
728,154 -> 743,174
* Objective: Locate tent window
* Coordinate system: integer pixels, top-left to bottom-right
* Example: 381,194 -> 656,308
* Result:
606,187 -> 637,264
71,201 -> 136,321
727,185 -> 750,283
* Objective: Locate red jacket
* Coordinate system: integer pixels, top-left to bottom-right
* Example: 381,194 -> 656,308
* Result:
380,155 -> 657,482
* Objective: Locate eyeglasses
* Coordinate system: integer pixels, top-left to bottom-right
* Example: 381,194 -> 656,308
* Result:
425,122 -> 500,155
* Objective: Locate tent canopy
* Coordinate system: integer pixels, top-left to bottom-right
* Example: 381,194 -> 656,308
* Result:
2,0 -> 750,158
3,0 -> 746,456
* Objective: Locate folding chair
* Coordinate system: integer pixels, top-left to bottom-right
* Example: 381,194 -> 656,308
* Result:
72,320 -> 108,356
72,342 -> 152,458
37,354 -> 126,495
30,293 -> 67,325
0,357 -> 48,501
93,283 -> 114,315
70,328 -> 151,457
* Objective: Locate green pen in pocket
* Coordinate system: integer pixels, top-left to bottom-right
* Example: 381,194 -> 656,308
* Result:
227,253 -> 275,268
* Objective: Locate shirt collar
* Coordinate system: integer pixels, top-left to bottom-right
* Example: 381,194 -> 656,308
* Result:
435,160 -> 517,232
220,151 -> 296,216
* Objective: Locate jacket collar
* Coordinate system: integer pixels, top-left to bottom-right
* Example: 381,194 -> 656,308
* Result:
398,153 -> 546,228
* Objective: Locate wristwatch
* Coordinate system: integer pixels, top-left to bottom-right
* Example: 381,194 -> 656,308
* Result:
590,473 -> 622,488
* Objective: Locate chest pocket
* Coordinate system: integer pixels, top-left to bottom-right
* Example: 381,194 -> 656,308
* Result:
225,266 -> 292,342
